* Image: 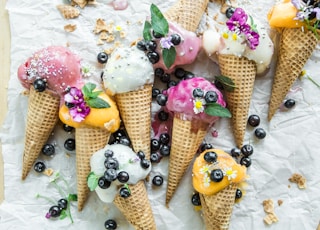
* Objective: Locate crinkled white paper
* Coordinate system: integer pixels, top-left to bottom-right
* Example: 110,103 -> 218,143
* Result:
1,0 -> 320,229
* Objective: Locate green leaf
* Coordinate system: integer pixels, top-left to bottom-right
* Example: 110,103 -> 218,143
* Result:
87,172 -> 99,191
143,21 -> 153,41
205,103 -> 232,118
124,183 -> 131,194
82,82 -> 96,98
68,194 -> 78,201
215,75 -> 236,92
86,97 -> 110,109
59,210 -> 68,220
150,4 -> 168,36
249,15 -> 258,32
89,90 -> 102,99
162,47 -> 176,69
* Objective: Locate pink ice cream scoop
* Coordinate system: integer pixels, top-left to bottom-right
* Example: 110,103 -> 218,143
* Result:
153,21 -> 202,72
166,77 -> 227,124
17,46 -> 83,95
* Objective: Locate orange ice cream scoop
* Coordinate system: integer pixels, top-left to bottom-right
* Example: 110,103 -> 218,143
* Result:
59,83 -> 120,133
268,0 -> 304,28
192,149 -> 247,196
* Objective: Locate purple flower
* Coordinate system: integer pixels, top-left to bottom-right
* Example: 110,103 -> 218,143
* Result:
226,8 -> 248,31
45,212 -> 51,219
291,0 -> 302,9
246,31 -> 260,50
64,87 -> 84,104
313,7 -> 320,20
160,36 -> 174,49
69,102 -> 90,122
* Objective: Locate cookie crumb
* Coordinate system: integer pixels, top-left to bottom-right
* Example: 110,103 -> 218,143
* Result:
264,212 -> 279,225
289,173 -> 307,189
262,199 -> 274,213
277,200 -> 283,206
64,24 -> 77,32
43,168 -> 54,176
262,199 -> 279,225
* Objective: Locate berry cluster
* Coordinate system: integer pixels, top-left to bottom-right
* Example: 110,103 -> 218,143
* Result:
230,144 -> 253,168
292,0 -> 320,30
109,129 -> 131,146
150,132 -> 171,164
45,198 -> 68,219
247,114 -> 267,140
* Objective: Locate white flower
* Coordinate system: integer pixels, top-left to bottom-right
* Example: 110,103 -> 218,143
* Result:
81,65 -> 95,78
200,164 -> 210,174
203,174 -> 211,187
223,167 -> 237,180
193,97 -> 206,114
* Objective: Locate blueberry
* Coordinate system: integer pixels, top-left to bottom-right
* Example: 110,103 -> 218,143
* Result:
104,149 -> 114,158
204,91 -> 218,103
255,128 -> 266,139
191,193 -> 201,206
117,171 -> 130,183
156,94 -> 167,106
64,138 -> 75,151
152,88 -> 161,98
145,40 -> 157,51
210,169 -> 224,182
112,130 -> 127,142
137,150 -> 145,159
167,80 -> 177,89
34,161 -> 46,173
235,188 -> 242,199
304,7 -> 316,20
241,144 -> 253,157
58,198 -> 68,210
65,102 -> 75,108
154,68 -> 165,78
97,52 -> 108,64
152,175 -> 164,186
119,136 -> 131,146
240,156 -> 252,167
160,73 -> 171,83
284,99 -> 295,109
248,114 -> 260,127
200,143 -> 214,152
42,144 -> 55,156
151,139 -> 160,151
147,51 -> 160,64
119,186 -> 131,198
230,147 -> 241,158
104,168 -> 118,181
159,144 -> 170,156
152,30 -> 163,38
140,158 -> 151,169
105,219 -> 117,229
33,79 -> 46,92
158,110 -> 169,121
98,176 -> 111,189
137,40 -> 147,51
49,205 -> 61,218
204,151 -> 218,163
192,88 -> 204,98
170,34 -> 181,45
214,79 -> 224,90
62,123 -> 74,132
174,68 -> 185,79
159,133 -> 170,145
104,157 -> 119,170
226,7 -> 236,18
302,0 -> 314,5
150,152 -> 162,163
183,71 -> 195,80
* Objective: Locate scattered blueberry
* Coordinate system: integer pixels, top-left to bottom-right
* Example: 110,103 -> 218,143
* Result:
104,149 -> 114,158
64,138 -> 75,151
191,193 -> 201,206
104,168 -> 118,181
255,128 -> 266,139
230,147 -> 241,158
240,156 -> 252,167
98,176 -> 111,189
235,188 -> 242,199
160,73 -> 171,83
241,144 -> 254,157
226,7 -> 236,18
119,136 -> 131,146
158,110 -> 169,121
200,143 -> 214,152
97,52 -> 108,64
284,99 -> 295,109
147,51 -> 160,64
204,151 -> 218,163
137,150 -> 146,160
151,139 -> 160,151
62,124 -> 74,132
104,157 -> 119,170
112,130 -> 127,142
152,175 -> 164,186
167,80 -> 177,88
137,40 -> 147,51
152,88 -> 161,98
150,152 -> 162,163
170,34 -> 181,45
105,219 -> 117,230
204,91 -> 218,103
145,40 -> 157,51
42,144 -> 55,156
210,169 -> 224,182
183,71 -> 195,80
33,79 -> 46,92
154,68 -> 165,78
34,161 -> 46,173
193,88 -> 204,98
140,158 -> 151,169
117,171 -> 130,183
159,133 -> 170,145
65,102 -> 75,108
156,94 -> 167,106
58,198 -> 68,210
159,144 -> 170,156
174,68 -> 185,79
48,205 -> 61,218
119,186 -> 131,198
248,114 -> 260,127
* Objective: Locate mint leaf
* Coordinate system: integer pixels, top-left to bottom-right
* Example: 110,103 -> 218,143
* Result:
162,47 -> 176,69
143,21 -> 152,41
215,75 -> 236,92
89,90 -> 102,99
59,210 -> 68,220
86,97 -> 110,109
150,4 -> 168,36
205,103 -> 232,118
249,15 -> 258,32
87,172 -> 99,191
68,194 -> 78,201
82,83 -> 96,98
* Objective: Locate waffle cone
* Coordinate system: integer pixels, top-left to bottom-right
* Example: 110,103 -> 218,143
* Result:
200,183 -> 237,230
75,126 -> 110,211
22,87 -> 60,180
164,0 -> 209,32
218,54 -> 256,148
115,85 -> 152,159
166,114 -> 208,206
268,28 -> 317,120
113,180 -> 156,230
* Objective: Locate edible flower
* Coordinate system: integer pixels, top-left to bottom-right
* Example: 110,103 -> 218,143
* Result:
193,98 -> 206,114
223,167 -> 238,180
64,87 -> 84,105
160,36 -> 174,49
69,103 -> 91,122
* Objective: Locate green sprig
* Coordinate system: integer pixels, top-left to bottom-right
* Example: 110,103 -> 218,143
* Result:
205,103 -> 232,118
214,75 -> 236,92
87,172 -> 100,191
82,83 -> 110,109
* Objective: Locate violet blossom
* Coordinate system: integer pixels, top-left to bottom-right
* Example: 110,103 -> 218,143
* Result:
291,0 -> 302,9
160,36 -> 174,49
226,8 -> 248,31
69,102 -> 90,122
313,7 -> 320,20
246,31 -> 260,50
64,87 -> 84,104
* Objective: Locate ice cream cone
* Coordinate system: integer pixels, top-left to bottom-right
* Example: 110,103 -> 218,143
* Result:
113,180 -> 156,230
75,126 -> 111,211
218,54 -> 256,148
166,113 -> 208,206
115,84 -> 152,159
268,28 -> 317,120
200,183 -> 237,230
164,0 -> 209,32
22,87 -> 60,180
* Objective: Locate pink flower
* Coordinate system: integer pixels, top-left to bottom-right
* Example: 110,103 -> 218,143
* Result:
226,8 -> 248,31
64,87 -> 84,104
246,31 -> 260,50
69,102 -> 90,122
160,36 -> 174,49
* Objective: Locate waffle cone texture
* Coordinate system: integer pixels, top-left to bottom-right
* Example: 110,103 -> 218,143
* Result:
113,180 -> 156,230
164,0 -> 209,32
200,183 -> 237,230
218,54 -> 256,148
75,126 -> 110,211
166,114 -> 208,206
115,84 -> 152,159
268,28 -> 317,120
22,87 -> 60,180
